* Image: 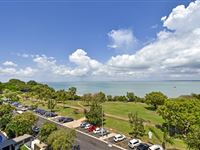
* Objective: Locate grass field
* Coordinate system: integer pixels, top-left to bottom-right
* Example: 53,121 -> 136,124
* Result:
103,102 -> 163,125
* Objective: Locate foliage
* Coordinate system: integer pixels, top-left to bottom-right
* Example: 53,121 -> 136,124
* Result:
128,112 -> 145,138
47,99 -> 56,111
185,125 -> 200,150
82,93 -> 93,106
39,122 -> 57,142
158,99 -> 200,136
145,91 -> 167,109
47,129 -> 76,150
68,87 -> 77,100
86,103 -> 103,126
113,95 -> 127,102
0,104 -> 14,130
126,92 -> 136,102
4,91 -> 20,101
6,112 -> 38,138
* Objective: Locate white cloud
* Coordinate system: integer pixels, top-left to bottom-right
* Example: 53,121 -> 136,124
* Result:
163,0 -> 200,32
2,61 -> 17,67
0,67 -> 37,77
107,29 -> 138,51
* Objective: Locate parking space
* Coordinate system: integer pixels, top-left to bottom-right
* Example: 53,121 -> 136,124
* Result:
106,136 -> 134,150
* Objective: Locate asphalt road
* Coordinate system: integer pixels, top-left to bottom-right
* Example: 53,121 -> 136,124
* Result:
36,115 -> 122,150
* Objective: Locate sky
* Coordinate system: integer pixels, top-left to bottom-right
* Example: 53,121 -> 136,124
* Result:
0,0 -> 200,82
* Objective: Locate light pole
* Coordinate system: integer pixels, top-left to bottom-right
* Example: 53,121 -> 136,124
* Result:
101,104 -> 104,138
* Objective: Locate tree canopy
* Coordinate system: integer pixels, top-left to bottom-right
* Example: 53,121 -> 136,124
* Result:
145,91 -> 167,109
39,122 -> 57,142
47,129 -> 76,150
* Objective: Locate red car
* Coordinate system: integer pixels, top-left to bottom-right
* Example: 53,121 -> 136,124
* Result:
88,125 -> 96,132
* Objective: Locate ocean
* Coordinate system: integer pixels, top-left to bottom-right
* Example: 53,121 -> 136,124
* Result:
45,81 -> 200,98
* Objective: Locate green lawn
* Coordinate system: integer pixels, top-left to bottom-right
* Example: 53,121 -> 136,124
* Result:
103,102 -> 164,125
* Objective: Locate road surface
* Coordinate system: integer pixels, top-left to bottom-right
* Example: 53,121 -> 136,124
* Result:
36,115 -> 123,150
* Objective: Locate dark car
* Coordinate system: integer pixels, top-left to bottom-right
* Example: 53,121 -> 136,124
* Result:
71,144 -> 80,150
57,117 -> 65,122
35,109 -> 47,115
136,143 -> 150,150
62,117 -> 74,123
44,112 -> 57,117
32,126 -> 40,133
80,122 -> 88,128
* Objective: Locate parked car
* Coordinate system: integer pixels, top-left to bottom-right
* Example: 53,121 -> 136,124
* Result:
71,144 -> 80,150
44,112 -> 57,117
84,123 -> 91,129
32,126 -> 40,133
136,143 -> 150,150
128,139 -> 142,149
98,128 -> 109,136
88,125 -> 96,132
34,109 -> 47,115
148,145 -> 163,150
93,127 -> 101,134
80,122 -> 88,128
62,117 -> 74,123
113,134 -> 126,142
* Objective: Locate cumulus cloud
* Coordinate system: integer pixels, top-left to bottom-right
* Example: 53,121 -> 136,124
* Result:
107,29 -> 138,51
0,67 -> 37,77
31,49 -> 102,77
2,61 -> 17,67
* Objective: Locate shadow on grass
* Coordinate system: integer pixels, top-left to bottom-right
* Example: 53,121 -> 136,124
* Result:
144,106 -> 156,111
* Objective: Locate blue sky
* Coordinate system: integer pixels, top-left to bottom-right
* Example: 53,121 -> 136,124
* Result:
0,0 -> 200,81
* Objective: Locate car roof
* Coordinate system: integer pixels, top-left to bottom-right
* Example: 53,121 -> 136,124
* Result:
150,145 -> 162,149
115,134 -> 123,138
130,139 -> 139,143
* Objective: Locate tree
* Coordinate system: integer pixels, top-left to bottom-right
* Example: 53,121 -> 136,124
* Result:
126,92 -> 136,102
93,92 -> 106,104
81,93 -> 93,106
0,104 -> 14,130
47,129 -> 76,150
6,112 -> 38,138
107,95 -> 113,101
48,99 -> 56,112
158,99 -> 200,136
145,91 -> 167,109
39,122 -> 57,142
128,112 -> 145,138
86,103 -> 103,126
185,125 -> 200,150
68,87 -> 77,100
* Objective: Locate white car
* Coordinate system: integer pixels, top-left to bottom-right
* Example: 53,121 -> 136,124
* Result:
128,139 -> 141,148
113,134 -> 126,142
93,127 -> 101,134
148,145 -> 164,150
